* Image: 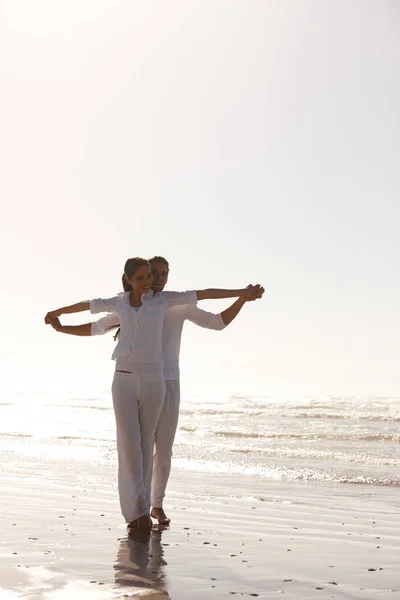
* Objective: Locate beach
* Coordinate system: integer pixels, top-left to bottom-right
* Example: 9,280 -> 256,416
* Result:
1,468 -> 399,599
1,392 -> 399,599
2,0 -> 400,595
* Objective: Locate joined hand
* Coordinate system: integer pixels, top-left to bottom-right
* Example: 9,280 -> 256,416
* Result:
44,310 -> 61,324
243,284 -> 265,301
45,315 -> 62,331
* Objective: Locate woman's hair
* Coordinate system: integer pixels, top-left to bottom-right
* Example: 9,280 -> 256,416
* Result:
114,257 -> 150,341
122,274 -> 132,292
148,255 -> 169,272
122,257 -> 150,291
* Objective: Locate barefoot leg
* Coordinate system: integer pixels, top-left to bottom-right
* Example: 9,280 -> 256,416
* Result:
151,506 -> 171,524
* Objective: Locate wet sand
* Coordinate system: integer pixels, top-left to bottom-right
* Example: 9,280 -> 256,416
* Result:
0,465 -> 399,599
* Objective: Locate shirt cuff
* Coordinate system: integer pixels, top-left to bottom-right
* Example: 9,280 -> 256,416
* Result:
91,321 -> 101,335
90,299 -> 103,314
217,314 -> 226,329
187,291 -> 197,305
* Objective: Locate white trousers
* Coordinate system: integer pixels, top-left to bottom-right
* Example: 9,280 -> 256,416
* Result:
151,379 -> 181,507
112,371 -> 166,523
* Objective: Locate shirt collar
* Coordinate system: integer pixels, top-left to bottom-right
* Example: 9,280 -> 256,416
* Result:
142,290 -> 154,302
122,290 -> 155,305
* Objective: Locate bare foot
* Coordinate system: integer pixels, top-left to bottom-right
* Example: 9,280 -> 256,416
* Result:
151,507 -> 171,524
127,514 -> 152,531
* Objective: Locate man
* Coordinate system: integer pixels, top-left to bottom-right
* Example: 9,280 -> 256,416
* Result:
48,256 -> 263,524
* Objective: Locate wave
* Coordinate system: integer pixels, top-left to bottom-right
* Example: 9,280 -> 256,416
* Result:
213,430 -> 400,442
174,458 -> 400,487
180,409 -> 264,416
42,404 -> 112,411
226,447 -> 400,467
0,432 -> 113,443
274,411 -> 400,422
0,433 -> 33,438
181,408 -> 400,423
54,435 -> 114,442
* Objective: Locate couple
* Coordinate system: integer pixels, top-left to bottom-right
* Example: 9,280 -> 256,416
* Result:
45,256 -> 264,531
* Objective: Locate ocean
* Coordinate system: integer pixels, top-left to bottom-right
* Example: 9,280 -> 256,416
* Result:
1,391 -> 399,488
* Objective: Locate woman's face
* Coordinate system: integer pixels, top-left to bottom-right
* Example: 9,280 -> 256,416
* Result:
126,265 -> 153,295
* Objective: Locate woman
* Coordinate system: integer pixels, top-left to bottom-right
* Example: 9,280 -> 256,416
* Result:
45,257 -> 262,531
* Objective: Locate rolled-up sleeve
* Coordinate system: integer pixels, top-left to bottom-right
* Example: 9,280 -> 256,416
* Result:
161,290 -> 197,308
186,305 -> 226,330
90,296 -> 119,314
91,314 -> 120,336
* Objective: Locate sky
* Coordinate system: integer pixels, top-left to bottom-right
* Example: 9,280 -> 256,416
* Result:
0,0 -> 399,397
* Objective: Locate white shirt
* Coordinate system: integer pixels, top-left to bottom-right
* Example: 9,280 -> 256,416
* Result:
91,302 -> 226,380
90,290 -> 197,372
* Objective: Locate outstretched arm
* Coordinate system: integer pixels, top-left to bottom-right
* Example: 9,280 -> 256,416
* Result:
219,286 -> 264,325
46,314 -> 120,337
196,284 -> 263,301
186,298 -> 245,330
45,295 -> 119,325
47,316 -> 92,336
187,292 -> 261,331
163,285 -> 263,308
220,297 -> 248,326
45,301 -> 90,324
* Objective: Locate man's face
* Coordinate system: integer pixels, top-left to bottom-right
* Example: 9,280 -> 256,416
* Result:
151,261 -> 169,292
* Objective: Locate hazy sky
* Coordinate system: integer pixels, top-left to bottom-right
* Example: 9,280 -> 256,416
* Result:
1,0 -> 399,397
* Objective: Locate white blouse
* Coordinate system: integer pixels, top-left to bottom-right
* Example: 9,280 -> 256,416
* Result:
91,304 -> 226,380
90,290 -> 197,370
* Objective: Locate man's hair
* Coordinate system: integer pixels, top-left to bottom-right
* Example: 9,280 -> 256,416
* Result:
148,255 -> 169,272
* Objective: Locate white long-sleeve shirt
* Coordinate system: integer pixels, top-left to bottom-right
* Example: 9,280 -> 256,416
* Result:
90,290 -> 197,373
91,302 -> 226,380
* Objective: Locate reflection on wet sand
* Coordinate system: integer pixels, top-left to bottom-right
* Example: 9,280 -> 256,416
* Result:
114,524 -> 170,598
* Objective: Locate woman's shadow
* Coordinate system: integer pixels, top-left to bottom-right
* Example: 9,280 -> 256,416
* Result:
114,525 -> 170,599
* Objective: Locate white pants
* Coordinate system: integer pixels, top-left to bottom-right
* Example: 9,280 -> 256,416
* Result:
151,379 -> 180,507
112,371 -> 166,523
